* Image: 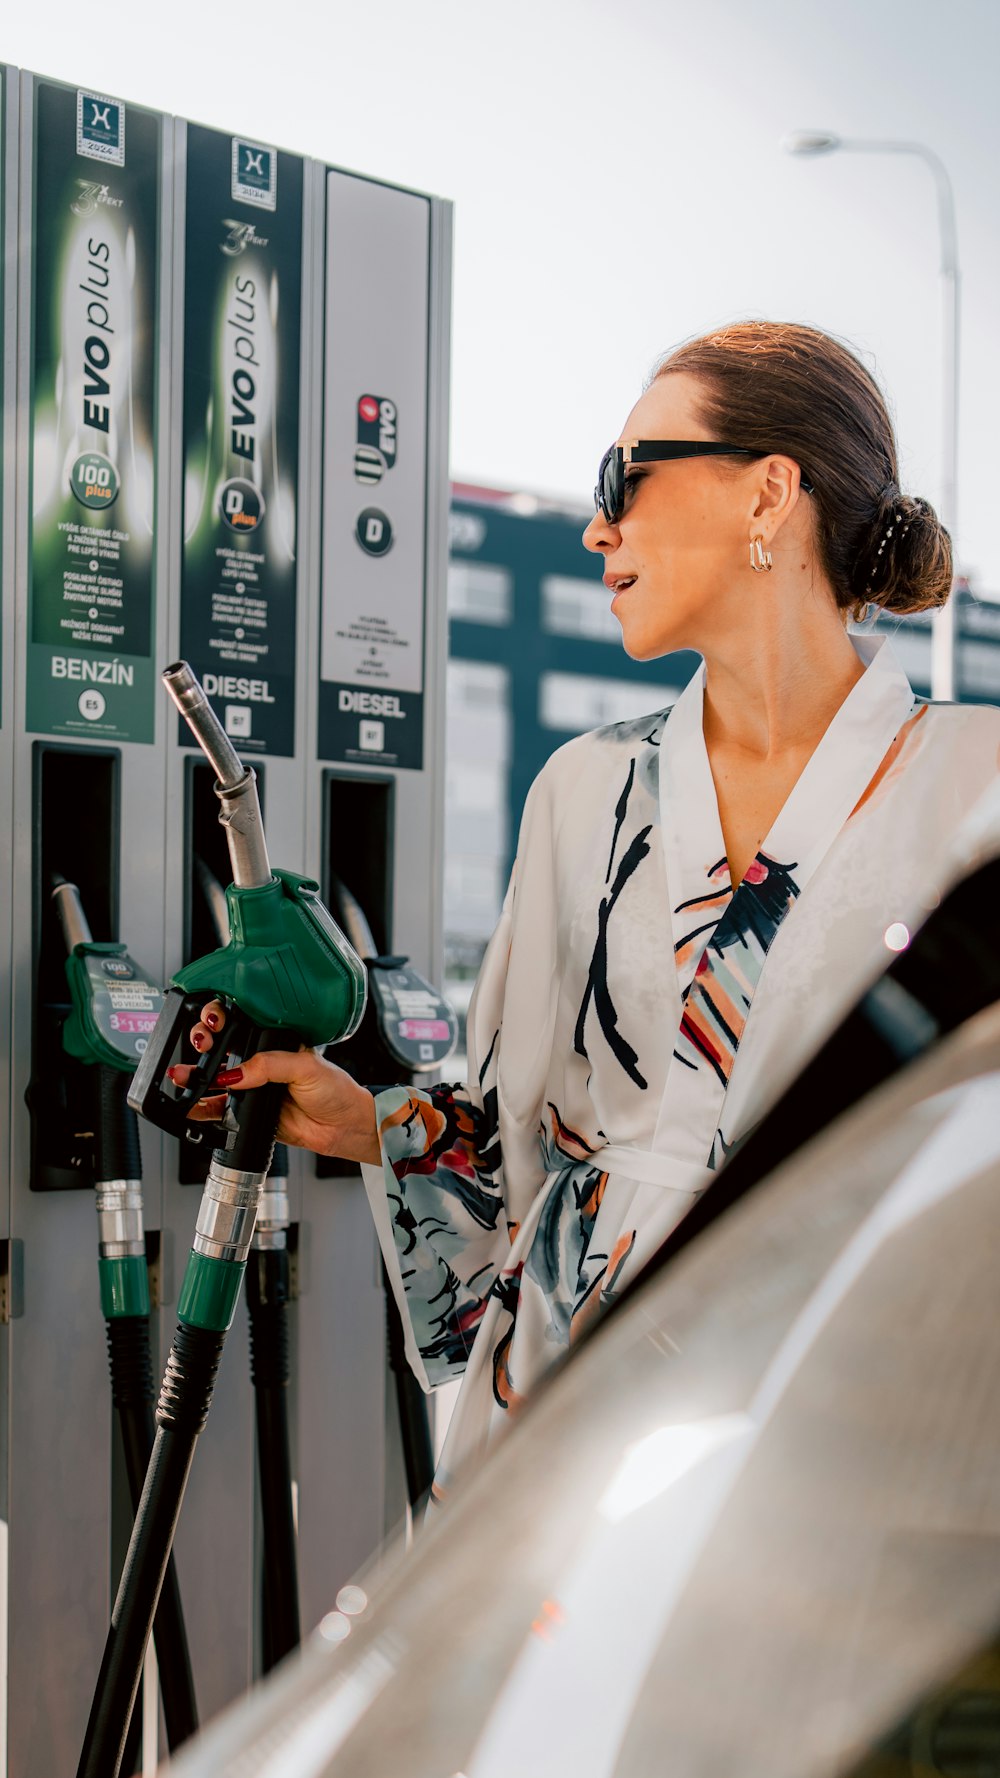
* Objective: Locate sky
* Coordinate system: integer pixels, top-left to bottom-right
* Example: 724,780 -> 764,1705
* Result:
6,0 -> 999,591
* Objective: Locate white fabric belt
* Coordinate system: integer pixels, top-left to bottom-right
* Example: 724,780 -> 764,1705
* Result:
596,1145 -> 712,1195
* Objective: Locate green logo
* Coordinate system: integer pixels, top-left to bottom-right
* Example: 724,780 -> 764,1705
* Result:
70,451 -> 120,510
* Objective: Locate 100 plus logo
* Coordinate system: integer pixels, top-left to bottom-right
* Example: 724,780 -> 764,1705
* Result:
76,91 -> 125,167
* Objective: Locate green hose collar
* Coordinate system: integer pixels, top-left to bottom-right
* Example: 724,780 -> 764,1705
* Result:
99,1254 -> 150,1320
177,1251 -> 246,1333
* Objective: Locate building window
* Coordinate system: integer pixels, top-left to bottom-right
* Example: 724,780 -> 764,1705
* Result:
447,562 -> 513,626
445,660 -> 511,984
539,671 -> 672,734
541,574 -> 620,642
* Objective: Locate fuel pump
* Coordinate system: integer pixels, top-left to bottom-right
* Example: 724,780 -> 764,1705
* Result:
328,875 -> 458,1515
76,663 -> 366,1778
50,876 -> 199,1759
195,853 -> 299,1672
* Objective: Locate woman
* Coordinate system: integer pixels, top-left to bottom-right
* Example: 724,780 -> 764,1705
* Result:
180,321 -> 1000,1499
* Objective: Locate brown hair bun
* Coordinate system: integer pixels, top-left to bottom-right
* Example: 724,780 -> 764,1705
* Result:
857,487 -> 953,617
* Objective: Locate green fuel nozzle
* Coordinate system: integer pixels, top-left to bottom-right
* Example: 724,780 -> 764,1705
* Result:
128,661 -> 366,1335
51,876 -> 155,1318
52,876 -> 165,1076
128,664 -> 366,1154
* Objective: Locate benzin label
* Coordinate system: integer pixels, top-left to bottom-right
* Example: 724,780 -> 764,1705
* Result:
52,656 -> 134,684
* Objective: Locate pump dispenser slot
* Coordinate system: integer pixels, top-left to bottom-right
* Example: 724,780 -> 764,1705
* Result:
29,745 -> 121,1191
322,771 -> 394,959
184,759 -> 267,965
33,745 -> 120,1009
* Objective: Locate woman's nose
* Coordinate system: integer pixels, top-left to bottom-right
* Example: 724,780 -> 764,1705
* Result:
582,509 -> 616,553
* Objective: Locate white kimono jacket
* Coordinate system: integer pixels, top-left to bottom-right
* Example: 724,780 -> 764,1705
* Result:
363,636 -> 1000,1498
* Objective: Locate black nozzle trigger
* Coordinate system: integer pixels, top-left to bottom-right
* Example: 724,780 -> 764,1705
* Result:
127,985 -> 252,1142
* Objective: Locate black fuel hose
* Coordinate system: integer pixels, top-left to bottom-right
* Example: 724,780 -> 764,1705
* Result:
383,1262 -> 436,1512
77,1323 -> 225,1778
78,1046 -> 290,1778
195,854 -> 302,1670
328,877 -> 437,1515
95,1066 -> 199,1753
246,1227 -> 300,1670
95,1064 -> 142,1180
106,1318 -> 198,1751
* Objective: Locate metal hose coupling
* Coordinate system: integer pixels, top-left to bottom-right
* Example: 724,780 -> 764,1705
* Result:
96,1179 -> 145,1259
254,1185 -> 290,1252
193,1162 -> 268,1266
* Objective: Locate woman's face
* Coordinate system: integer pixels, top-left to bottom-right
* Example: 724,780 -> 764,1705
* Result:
582,371 -> 770,661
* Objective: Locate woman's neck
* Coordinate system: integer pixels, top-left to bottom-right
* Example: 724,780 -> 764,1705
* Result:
700,592 -> 866,762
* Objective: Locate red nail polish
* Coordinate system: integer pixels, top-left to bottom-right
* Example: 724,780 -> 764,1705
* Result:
191,1032 -> 207,1051
216,1068 -> 244,1088
167,1065 -> 181,1083
205,1011 -> 221,1030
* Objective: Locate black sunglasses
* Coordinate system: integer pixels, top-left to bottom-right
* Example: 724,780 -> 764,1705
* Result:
594,439 -> 815,524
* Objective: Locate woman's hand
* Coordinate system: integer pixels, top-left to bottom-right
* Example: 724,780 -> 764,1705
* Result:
168,1000 -> 381,1166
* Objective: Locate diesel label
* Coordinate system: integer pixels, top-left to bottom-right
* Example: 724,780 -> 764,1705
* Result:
337,689 -> 405,718
202,674 -> 276,703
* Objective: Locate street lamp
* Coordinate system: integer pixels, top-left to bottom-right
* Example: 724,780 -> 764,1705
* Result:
782,130 -> 960,702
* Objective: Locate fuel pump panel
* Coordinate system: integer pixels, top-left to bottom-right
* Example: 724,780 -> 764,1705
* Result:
3,65 -> 452,1778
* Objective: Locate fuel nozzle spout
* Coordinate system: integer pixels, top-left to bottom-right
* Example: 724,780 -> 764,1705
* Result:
50,874 -> 94,954
163,662 -> 271,891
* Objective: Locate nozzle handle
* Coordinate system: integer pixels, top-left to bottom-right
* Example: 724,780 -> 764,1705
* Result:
128,986 -> 253,1141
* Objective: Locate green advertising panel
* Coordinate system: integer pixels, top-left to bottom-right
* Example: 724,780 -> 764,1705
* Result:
27,81 -> 161,741
179,126 -> 303,756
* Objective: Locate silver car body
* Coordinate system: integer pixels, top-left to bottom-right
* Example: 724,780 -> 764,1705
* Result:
167,955 -> 1000,1778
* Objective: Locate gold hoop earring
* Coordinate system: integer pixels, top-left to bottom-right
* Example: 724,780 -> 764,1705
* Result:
749,536 -> 772,573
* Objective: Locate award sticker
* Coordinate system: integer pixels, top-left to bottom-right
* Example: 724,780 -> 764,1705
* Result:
231,139 -> 277,210
76,91 -> 125,167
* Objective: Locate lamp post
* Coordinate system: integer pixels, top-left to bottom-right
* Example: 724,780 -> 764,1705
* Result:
782,131 -> 960,702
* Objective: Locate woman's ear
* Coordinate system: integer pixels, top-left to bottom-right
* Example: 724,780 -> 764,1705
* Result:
748,455 -> 807,535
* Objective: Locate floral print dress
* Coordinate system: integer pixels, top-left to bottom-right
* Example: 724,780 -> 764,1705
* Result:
361,637 -> 1000,1499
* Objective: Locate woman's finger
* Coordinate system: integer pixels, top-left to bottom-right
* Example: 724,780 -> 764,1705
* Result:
212,1046 -> 315,1093
169,1049 -> 313,1094
167,1063 -> 225,1113
188,1000 -> 227,1050
168,1051 -> 313,1099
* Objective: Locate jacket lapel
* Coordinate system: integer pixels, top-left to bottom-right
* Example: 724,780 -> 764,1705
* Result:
653,637 -> 917,1168
657,662 -> 732,1004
